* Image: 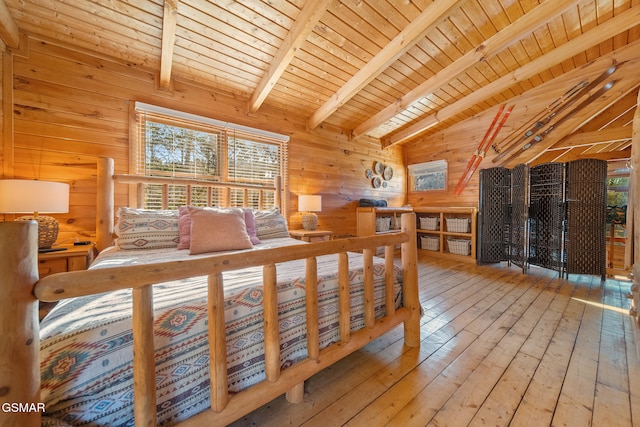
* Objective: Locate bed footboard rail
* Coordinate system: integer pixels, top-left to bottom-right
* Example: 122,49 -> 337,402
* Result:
34,213 -> 419,426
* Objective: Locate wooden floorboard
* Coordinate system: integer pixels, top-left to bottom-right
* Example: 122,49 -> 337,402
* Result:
229,255 -> 639,427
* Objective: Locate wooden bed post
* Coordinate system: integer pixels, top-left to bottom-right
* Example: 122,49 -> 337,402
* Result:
401,213 -> 421,347
274,176 -> 282,210
0,221 -> 41,427
96,157 -> 114,251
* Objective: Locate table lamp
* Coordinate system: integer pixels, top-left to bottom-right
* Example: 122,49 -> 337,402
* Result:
298,194 -> 322,231
0,179 -> 70,251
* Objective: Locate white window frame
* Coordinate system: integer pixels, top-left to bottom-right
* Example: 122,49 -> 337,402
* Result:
131,102 -> 289,213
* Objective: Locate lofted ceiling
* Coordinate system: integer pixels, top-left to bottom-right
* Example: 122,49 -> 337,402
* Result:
1,0 -> 639,167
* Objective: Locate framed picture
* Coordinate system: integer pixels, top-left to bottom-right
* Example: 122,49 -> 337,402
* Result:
408,160 -> 447,192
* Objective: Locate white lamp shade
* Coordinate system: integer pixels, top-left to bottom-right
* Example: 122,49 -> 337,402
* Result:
0,180 -> 70,213
298,195 -> 322,212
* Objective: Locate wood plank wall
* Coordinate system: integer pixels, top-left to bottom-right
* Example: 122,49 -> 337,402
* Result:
405,46 -> 640,209
0,36 -> 405,242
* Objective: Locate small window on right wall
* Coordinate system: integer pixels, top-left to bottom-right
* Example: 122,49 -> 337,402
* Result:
408,160 -> 447,192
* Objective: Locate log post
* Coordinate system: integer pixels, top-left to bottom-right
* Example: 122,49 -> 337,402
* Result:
209,273 -> 228,412
338,252 -> 351,343
362,248 -> 375,328
630,88 -> 639,321
384,245 -> 396,316
305,257 -> 319,360
263,264 -> 280,382
401,213 -> 421,347
96,157 -> 114,252
274,176 -> 282,211
0,221 -> 41,427
131,285 -> 157,427
285,382 -> 304,404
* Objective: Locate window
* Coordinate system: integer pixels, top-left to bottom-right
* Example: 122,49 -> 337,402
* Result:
607,176 -> 628,239
134,103 -> 288,212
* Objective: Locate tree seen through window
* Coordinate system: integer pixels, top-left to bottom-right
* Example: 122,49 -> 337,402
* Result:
136,106 -> 288,211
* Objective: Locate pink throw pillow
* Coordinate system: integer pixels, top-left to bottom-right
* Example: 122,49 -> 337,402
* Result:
188,207 -> 253,255
243,208 -> 261,245
178,206 -> 260,249
177,206 -> 192,249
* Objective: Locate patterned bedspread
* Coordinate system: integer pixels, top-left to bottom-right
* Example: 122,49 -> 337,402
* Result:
40,237 -> 403,426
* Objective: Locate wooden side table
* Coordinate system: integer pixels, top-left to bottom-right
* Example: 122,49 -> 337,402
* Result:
38,243 -> 97,320
38,243 -> 96,276
289,229 -> 332,243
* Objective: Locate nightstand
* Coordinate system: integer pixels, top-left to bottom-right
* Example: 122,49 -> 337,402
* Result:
289,229 -> 332,243
38,243 -> 97,320
38,243 -> 97,277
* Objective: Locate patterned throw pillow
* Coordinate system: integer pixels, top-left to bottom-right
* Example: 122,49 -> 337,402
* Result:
254,207 -> 290,240
115,207 -> 180,250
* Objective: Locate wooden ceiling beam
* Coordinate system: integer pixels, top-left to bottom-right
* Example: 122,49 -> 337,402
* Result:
159,0 -> 179,89
535,146 -> 632,165
306,0 -> 465,130
550,127 -> 632,150
382,4 -> 640,148
247,0 -> 332,114
351,0 -> 580,140
0,0 -> 20,49
577,148 -> 632,161
578,89 -> 639,131
600,139 -> 633,154
546,146 -> 589,164
529,149 -> 569,166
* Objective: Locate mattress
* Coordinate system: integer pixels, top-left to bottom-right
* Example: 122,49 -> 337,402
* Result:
40,237 -> 403,426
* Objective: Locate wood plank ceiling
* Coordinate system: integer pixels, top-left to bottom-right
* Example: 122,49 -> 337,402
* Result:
1,0 -> 639,167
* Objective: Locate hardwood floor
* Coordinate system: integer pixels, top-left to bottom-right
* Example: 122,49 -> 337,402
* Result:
230,254 -> 639,426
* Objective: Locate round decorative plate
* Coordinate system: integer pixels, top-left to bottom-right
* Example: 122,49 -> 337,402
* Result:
382,181 -> 388,188
374,161 -> 384,175
365,169 -> 373,178
383,166 -> 393,181
372,176 -> 382,188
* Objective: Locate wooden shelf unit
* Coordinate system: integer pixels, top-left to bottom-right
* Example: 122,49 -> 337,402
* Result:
414,207 -> 477,262
356,207 -> 414,237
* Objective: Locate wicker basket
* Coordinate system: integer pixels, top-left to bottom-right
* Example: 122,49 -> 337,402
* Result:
419,216 -> 439,230
448,239 -> 471,256
375,216 -> 392,232
421,235 -> 439,251
420,236 -> 440,251
446,217 -> 470,233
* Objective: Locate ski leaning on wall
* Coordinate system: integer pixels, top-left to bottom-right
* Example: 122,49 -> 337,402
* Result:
454,104 -> 514,195
490,79 -> 588,156
492,61 -> 618,164
499,79 -> 616,165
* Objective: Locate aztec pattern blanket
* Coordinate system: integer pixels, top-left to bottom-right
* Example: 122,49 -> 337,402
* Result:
40,238 -> 403,426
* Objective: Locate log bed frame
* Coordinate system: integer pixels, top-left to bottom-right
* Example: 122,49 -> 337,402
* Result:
0,158 -> 420,427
